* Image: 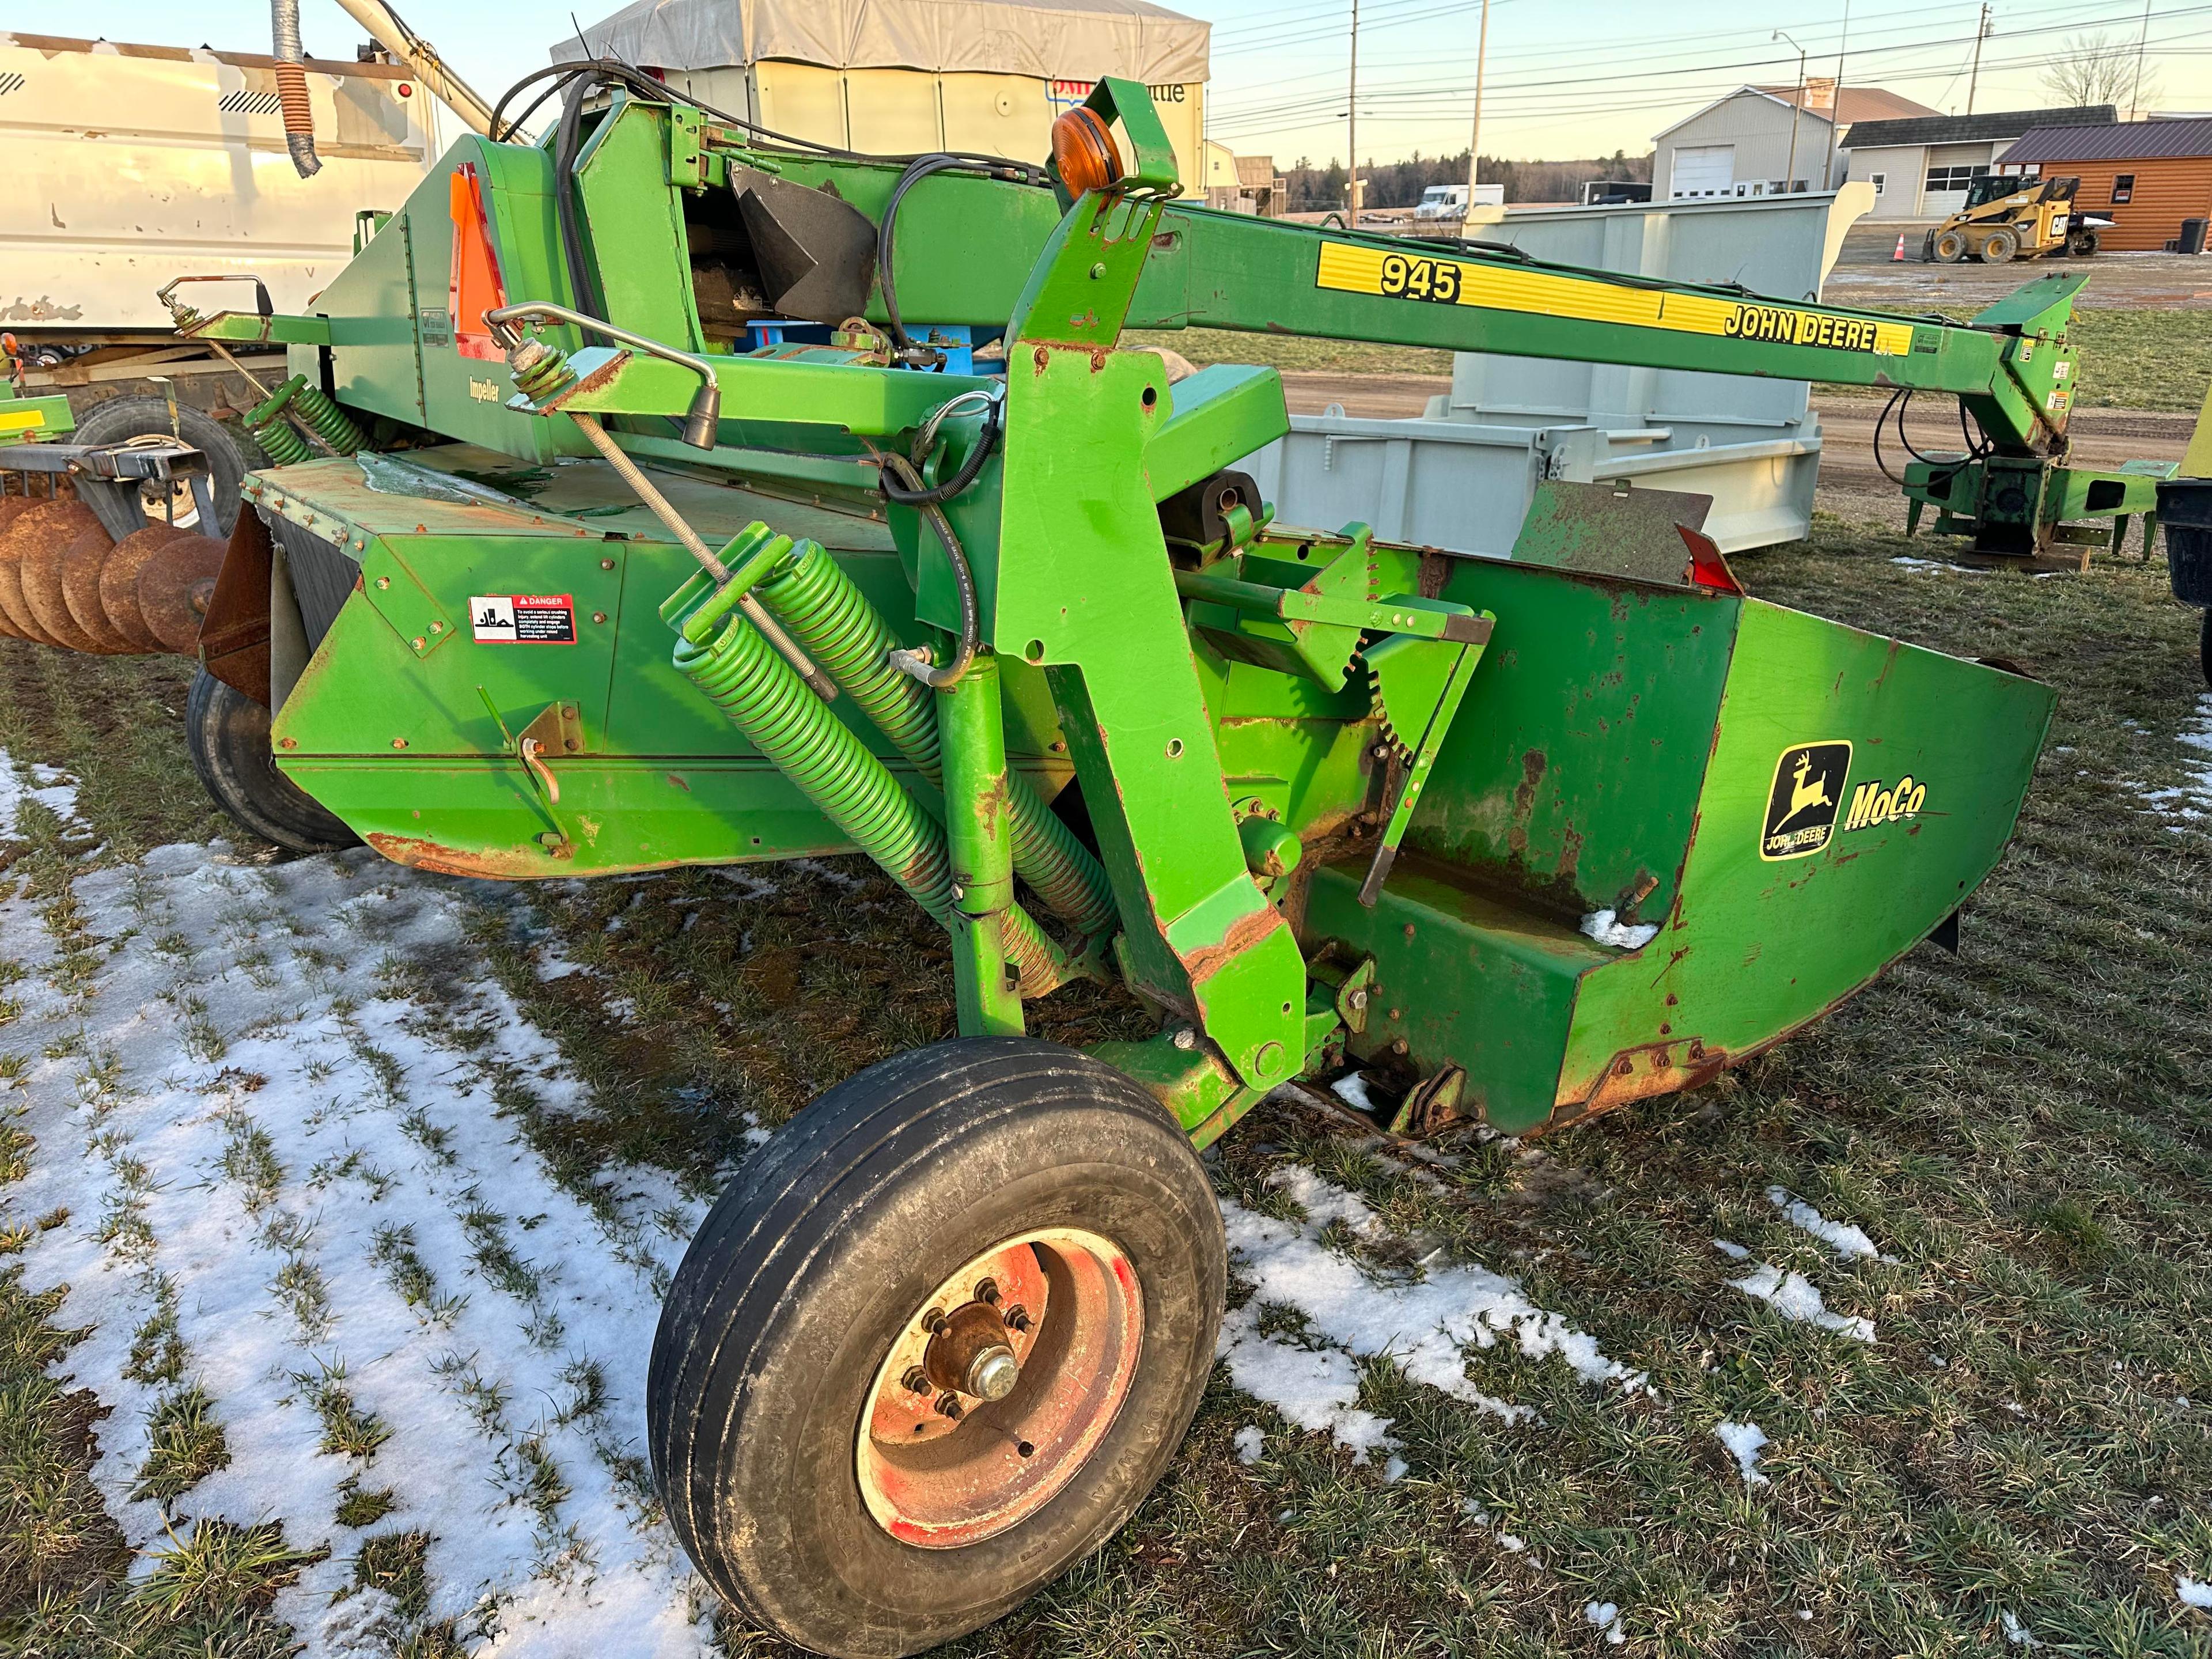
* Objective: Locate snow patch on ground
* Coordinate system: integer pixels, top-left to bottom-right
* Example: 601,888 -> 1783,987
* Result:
1584,1601 -> 1626,1644
1728,1264 -> 1876,1342
2,843 -> 719,1657
1713,1420 -> 1770,1486
2179,1575 -> 2212,1611
1891,556 -> 1990,575
2135,695 -> 2212,827
1767,1187 -> 1896,1263
1328,1072 -> 1376,1114
1578,909 -> 1658,950
2001,1609 -> 2042,1646
1216,1165 -> 1647,1469
0,749 -> 84,839
1232,1425 -> 1264,1465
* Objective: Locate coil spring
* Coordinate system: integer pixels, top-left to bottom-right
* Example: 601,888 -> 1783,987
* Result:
244,374 -> 366,460
674,578 -> 1066,989
288,381 -> 368,453
245,408 -> 315,467
167,303 -> 203,334
755,540 -> 1118,936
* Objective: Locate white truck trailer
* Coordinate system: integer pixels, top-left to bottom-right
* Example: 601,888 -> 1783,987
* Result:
0,28 -> 452,550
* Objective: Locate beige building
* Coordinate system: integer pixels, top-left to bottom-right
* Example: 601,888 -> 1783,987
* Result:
1653,79 -> 1934,199
562,0 -> 1211,190
1839,105 -> 2116,219
1200,139 -> 1281,215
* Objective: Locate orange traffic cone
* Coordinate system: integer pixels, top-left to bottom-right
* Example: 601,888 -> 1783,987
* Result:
1892,233 -> 1907,261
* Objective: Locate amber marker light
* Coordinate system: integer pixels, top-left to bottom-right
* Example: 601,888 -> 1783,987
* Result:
1051,107 -> 1124,196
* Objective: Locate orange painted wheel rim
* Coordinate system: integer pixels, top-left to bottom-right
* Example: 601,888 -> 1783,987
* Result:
857,1229 -> 1143,1549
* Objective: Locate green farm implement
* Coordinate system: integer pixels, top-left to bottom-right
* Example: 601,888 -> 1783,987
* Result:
120,65 -> 2089,1654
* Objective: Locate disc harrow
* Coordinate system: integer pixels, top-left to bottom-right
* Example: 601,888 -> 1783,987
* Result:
0,486 -> 222,656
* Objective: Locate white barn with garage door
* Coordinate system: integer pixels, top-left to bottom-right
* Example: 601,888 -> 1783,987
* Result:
1654,81 -> 1933,200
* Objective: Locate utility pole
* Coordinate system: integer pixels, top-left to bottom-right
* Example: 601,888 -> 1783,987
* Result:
1966,2 -> 1990,115
1821,0 -> 1853,190
1347,0 -> 1360,219
1774,29 -> 1806,190
2131,0 -> 2153,119
1467,0 -> 1491,200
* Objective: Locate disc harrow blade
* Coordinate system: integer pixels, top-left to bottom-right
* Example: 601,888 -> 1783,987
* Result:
16,501 -> 112,653
134,532 -> 226,656
99,525 -> 195,653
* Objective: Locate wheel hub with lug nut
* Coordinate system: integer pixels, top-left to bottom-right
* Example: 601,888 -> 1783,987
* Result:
857,1228 -> 1144,1550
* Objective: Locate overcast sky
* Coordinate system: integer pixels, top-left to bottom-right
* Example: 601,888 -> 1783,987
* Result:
15,0 -> 2209,165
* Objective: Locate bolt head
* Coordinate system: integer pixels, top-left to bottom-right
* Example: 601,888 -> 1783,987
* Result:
965,1344 -> 1020,1402
903,1367 -> 931,1395
934,1391 -> 963,1419
374,576 -> 391,590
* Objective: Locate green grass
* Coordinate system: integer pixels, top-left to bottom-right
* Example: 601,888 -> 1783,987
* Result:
1134,301 -> 2212,413
3,512 -> 2211,1653
2070,307 -> 2212,412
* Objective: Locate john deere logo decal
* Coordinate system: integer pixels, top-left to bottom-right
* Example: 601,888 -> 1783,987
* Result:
1760,742 -> 1851,861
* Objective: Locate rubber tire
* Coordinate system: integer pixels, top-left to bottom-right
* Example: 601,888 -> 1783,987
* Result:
2201,609 -> 2211,690
184,668 -> 359,853
2069,229 -> 2100,257
1982,228 -> 2019,264
1934,229 -> 1969,263
649,1037 -> 1225,1659
69,395 -> 262,539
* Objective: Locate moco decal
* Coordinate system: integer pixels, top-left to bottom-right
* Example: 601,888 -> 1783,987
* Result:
1843,774 -> 1927,834
1760,741 -> 1851,861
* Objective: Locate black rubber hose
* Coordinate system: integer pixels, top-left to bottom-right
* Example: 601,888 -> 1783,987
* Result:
876,154 -> 1050,356
877,452 -> 978,688
551,78 -> 606,343
1874,388 -> 1905,486
878,399 -> 1002,508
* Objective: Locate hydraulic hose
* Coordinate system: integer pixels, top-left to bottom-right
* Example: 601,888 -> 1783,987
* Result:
270,0 -> 321,179
876,452 -> 979,690
751,538 -> 1120,937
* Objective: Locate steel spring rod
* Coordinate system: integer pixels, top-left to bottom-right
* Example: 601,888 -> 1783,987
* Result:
674,609 -> 1069,994
753,539 -> 1119,937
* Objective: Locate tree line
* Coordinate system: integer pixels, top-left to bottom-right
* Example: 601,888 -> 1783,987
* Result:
1279,149 -> 1653,211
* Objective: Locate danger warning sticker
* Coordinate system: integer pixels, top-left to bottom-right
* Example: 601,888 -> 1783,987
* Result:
469,594 -> 577,644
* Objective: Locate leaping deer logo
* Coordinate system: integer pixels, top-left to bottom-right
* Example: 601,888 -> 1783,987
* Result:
1774,750 -> 1833,828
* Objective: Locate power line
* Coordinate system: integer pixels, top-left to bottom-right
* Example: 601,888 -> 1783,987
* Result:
1205,31 -> 2212,147
1207,0 -> 2166,120
1203,1 -> 2212,136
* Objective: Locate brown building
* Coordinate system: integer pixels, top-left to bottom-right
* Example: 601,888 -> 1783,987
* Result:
1999,118 -> 2212,251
